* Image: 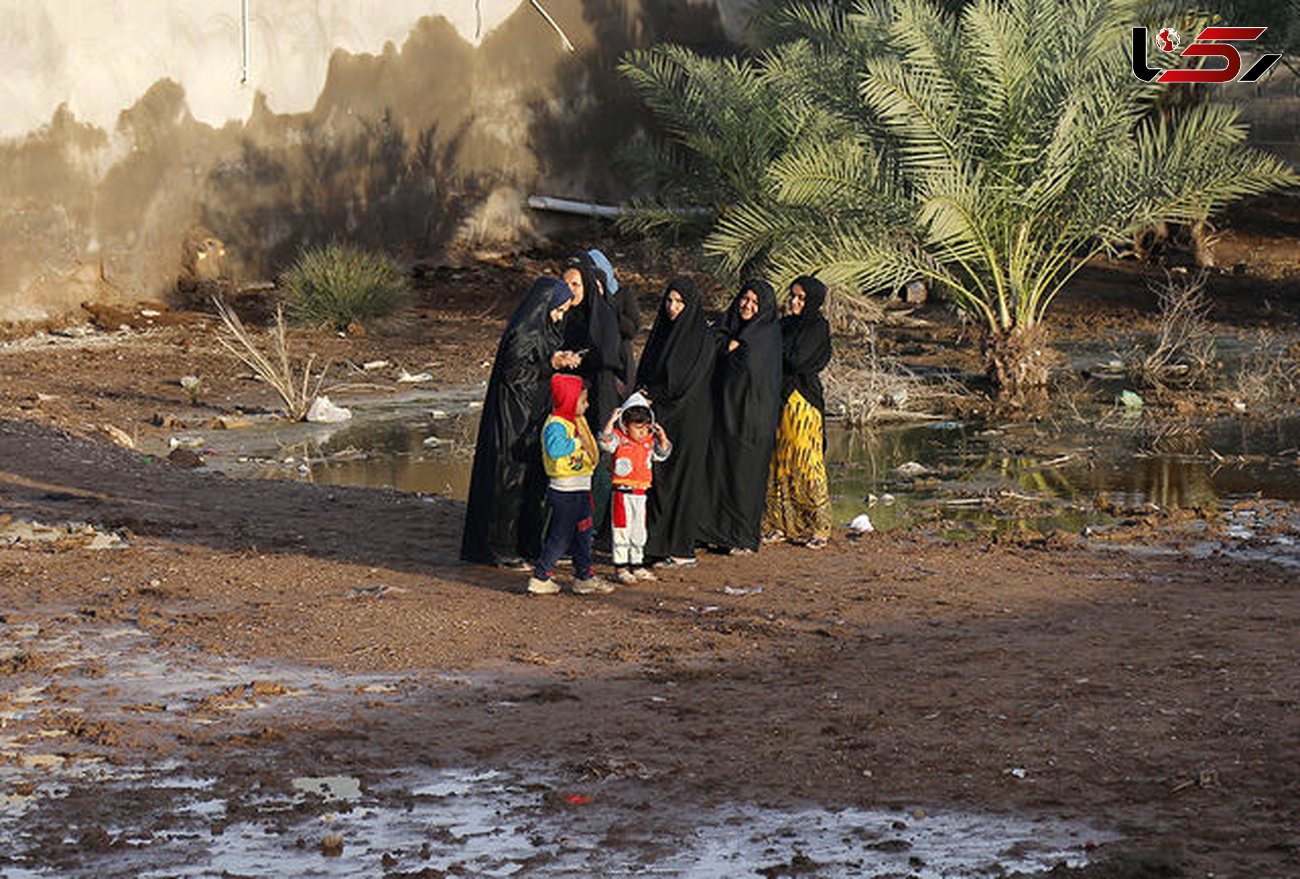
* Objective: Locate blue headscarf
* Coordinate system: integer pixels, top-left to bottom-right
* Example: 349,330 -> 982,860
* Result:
587,249 -> 618,296
543,276 -> 574,310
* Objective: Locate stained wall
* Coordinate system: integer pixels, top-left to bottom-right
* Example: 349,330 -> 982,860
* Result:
0,0 -> 738,320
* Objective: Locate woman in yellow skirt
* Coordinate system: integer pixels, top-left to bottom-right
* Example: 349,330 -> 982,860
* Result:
763,276 -> 833,548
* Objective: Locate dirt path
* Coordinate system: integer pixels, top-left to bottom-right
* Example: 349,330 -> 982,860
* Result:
1,251 -> 1299,876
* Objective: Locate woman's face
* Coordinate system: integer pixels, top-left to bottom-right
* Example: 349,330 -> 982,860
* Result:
563,268 -> 585,307
665,289 -> 685,321
789,284 -> 806,316
738,289 -> 759,322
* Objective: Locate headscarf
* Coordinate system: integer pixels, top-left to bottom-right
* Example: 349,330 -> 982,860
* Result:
587,249 -> 618,295
636,276 -> 712,401
549,373 -> 585,422
720,278 -> 779,340
503,276 -> 570,355
780,275 -> 832,413
562,251 -> 621,367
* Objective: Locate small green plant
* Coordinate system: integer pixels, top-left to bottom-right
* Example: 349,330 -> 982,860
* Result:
179,375 -> 205,406
281,243 -> 412,331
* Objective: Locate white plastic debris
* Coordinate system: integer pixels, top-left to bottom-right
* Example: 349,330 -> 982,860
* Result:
306,396 -> 352,423
362,360 -> 389,371
849,514 -> 874,535
895,461 -> 929,476
397,370 -> 432,383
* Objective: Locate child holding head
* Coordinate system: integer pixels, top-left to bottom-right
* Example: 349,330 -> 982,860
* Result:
529,374 -> 615,595
598,393 -> 673,584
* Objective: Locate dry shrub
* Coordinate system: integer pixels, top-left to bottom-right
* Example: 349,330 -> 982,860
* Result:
825,328 -> 972,426
1125,268 -> 1216,390
213,298 -> 330,421
1233,332 -> 1300,412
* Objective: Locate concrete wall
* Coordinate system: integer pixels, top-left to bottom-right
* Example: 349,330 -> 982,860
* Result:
0,0 -> 741,320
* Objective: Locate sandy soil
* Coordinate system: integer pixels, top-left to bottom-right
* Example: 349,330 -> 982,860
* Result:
1,233 -> 1299,877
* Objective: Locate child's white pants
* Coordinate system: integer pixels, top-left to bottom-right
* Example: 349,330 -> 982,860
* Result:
611,489 -> 647,566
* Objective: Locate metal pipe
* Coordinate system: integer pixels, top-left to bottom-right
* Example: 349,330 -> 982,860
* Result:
240,0 -> 250,84
526,196 -> 626,218
527,195 -> 711,219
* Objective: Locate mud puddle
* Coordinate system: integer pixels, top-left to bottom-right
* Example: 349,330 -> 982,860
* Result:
162,389 -> 1300,546
0,762 -> 1117,878
0,619 -> 1120,877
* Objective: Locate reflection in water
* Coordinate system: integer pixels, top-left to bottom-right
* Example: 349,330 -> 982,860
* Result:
205,399 -> 1300,537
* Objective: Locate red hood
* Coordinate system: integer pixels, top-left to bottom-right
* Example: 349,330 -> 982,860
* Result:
550,373 -> 584,421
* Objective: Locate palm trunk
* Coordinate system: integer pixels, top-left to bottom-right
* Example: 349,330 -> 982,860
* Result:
984,323 -> 1053,409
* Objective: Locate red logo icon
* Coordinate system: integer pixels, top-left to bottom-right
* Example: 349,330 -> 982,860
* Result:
1131,26 -> 1281,84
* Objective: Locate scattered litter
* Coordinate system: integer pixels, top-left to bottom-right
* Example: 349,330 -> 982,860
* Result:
140,309 -> 162,318
889,388 -> 909,408
422,436 -> 445,447
429,409 -> 449,419
397,370 -> 432,383
926,421 -> 961,430
895,461 -> 930,476
99,423 -> 135,449
362,360 -> 390,371
848,514 -> 874,535
565,795 -> 589,805
86,532 -> 127,551
724,585 -> 763,596
467,401 -> 483,410
306,396 -> 352,423
345,584 -> 408,600
169,435 -> 206,450
1118,390 -> 1144,408
1006,767 -> 1027,779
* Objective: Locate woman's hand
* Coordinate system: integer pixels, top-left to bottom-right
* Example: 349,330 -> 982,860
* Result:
727,340 -> 740,353
551,350 -> 580,369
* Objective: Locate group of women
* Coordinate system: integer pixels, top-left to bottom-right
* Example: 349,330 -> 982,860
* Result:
460,248 -> 833,571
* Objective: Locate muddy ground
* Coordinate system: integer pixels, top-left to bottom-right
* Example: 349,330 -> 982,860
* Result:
1,220 -> 1299,877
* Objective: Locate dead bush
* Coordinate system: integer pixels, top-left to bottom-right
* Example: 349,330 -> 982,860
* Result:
825,328 -> 972,426
1125,268 -> 1216,390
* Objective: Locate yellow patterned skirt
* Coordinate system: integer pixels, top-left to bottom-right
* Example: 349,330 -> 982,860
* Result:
763,390 -> 832,541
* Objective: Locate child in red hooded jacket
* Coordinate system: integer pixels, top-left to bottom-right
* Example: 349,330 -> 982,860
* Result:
598,392 -> 672,584
529,374 -> 615,595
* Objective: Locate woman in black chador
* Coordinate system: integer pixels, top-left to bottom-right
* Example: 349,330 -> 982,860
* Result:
697,279 -> 784,554
635,277 -> 715,566
559,250 -> 623,533
460,277 -> 579,567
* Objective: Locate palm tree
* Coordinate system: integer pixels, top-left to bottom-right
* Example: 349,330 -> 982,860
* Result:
622,0 -> 1296,405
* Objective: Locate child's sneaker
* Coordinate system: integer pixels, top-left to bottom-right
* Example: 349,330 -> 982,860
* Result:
527,576 -> 559,595
573,576 -> 616,595
633,567 -> 658,581
615,568 -> 638,585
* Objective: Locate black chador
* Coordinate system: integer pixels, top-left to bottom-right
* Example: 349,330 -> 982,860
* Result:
780,275 -> 832,416
635,277 -> 715,560
698,280 -> 784,552
460,277 -> 572,566
560,251 -> 623,431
